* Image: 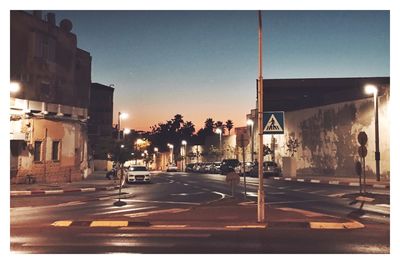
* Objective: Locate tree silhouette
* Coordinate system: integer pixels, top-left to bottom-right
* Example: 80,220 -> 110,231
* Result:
225,120 -> 234,135
215,121 -> 225,134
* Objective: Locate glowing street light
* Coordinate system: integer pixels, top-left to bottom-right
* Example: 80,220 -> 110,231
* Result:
10,82 -> 21,93
117,112 -> 129,140
216,128 -> 222,158
247,119 -> 255,162
181,140 -> 187,171
364,84 -> 380,181
167,143 -> 174,164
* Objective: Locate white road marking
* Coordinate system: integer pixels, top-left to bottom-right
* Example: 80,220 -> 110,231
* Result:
12,201 -> 87,210
310,180 -> 320,183
327,193 -> 346,198
22,242 -> 175,248
266,199 -> 324,205
125,208 -> 190,218
296,179 -> 305,182
276,207 -> 336,218
93,206 -> 157,216
11,191 -> 31,196
328,181 -> 340,185
81,188 -> 96,192
284,178 -> 292,181
349,182 -> 360,186
44,190 -> 64,194
79,232 -> 211,238
170,192 -> 205,196
122,199 -> 200,205
376,204 -> 390,208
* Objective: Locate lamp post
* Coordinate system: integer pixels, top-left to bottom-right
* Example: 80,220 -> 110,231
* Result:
247,119 -> 254,162
216,128 -> 222,159
167,143 -> 174,164
117,112 -> 128,141
154,147 -> 159,170
181,140 -> 187,171
365,84 -> 381,181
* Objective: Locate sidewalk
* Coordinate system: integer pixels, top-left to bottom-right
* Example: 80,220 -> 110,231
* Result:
10,171 -> 120,196
270,175 -> 390,189
52,197 -> 365,230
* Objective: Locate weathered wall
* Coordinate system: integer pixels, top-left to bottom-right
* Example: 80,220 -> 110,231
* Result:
269,95 -> 390,178
11,118 -> 88,183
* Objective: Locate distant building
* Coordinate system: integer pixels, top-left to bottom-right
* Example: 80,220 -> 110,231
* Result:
88,83 -> 114,163
248,77 -> 390,178
10,11 -> 92,183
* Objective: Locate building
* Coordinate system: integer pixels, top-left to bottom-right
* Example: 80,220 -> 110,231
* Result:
248,77 -> 390,178
88,83 -> 114,170
10,11 -> 92,183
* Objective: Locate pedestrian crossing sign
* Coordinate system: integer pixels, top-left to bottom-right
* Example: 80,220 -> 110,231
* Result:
263,111 -> 284,134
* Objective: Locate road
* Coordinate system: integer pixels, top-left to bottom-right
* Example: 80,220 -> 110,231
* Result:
10,172 -> 390,253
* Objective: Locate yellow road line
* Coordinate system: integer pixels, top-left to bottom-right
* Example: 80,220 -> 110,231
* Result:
90,221 -> 128,227
309,221 -> 364,229
51,220 -> 73,227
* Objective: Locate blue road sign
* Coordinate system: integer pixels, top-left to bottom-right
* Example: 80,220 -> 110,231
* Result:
263,111 -> 284,134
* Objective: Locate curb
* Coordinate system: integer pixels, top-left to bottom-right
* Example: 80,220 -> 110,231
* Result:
51,219 -> 364,230
271,177 -> 389,189
10,186 -> 120,197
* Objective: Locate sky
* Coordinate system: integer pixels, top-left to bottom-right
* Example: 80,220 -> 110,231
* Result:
49,10 -> 389,132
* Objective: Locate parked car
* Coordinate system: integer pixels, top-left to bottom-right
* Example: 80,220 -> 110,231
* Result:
126,165 -> 151,183
220,159 -> 240,175
185,163 -> 195,172
210,162 -> 221,174
166,163 -> 178,172
249,161 -> 282,177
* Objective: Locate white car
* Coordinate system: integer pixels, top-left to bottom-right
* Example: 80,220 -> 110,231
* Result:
126,165 -> 151,183
166,164 -> 178,172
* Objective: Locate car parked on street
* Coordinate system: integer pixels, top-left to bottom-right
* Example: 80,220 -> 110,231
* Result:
126,165 -> 151,183
185,163 -> 195,172
166,163 -> 178,172
248,161 -> 282,177
220,159 -> 240,175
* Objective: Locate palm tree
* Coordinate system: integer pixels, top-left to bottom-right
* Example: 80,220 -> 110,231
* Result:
226,120 -> 234,135
204,118 -> 215,134
214,121 -> 225,134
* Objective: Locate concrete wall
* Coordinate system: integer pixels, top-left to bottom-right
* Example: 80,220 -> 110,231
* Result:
269,94 -> 390,178
11,118 -> 88,183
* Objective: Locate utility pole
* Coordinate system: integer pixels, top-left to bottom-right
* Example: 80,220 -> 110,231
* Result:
257,10 -> 265,223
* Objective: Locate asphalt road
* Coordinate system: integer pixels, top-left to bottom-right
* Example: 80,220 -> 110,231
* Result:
10,172 -> 390,253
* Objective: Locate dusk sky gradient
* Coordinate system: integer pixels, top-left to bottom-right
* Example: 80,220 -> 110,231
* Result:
51,10 -> 389,132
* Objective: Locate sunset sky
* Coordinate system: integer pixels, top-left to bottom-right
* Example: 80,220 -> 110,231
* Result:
51,10 -> 389,132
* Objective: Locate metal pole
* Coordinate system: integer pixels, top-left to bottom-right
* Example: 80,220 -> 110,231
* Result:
374,92 -> 381,181
257,10 -> 265,223
117,112 -> 121,141
250,123 -> 254,162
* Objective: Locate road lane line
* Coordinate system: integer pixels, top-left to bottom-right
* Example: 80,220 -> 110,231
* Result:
122,199 -> 200,205
349,182 -> 360,186
284,178 -> 292,181
44,190 -> 64,194
11,191 -> 31,196
372,184 -> 387,188
125,208 -> 190,218
93,206 -> 157,216
310,180 -> 320,183
296,179 -> 305,182
78,233 -> 211,238
51,220 -> 73,227
328,181 -> 340,185
90,221 -> 128,227
81,187 -> 96,192
327,193 -> 346,198
276,207 -> 337,218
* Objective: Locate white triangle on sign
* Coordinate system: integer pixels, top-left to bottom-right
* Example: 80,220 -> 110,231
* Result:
264,114 -> 283,132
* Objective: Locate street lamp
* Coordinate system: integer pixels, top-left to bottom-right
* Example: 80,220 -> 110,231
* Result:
247,119 -> 254,162
10,81 -> 21,94
167,143 -> 174,164
117,112 -> 128,140
216,128 -> 222,159
153,147 -> 159,170
365,84 -> 380,181
181,140 -> 187,171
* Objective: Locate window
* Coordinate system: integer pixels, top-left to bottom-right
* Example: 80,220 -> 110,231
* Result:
33,141 -> 42,162
52,141 -> 60,161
